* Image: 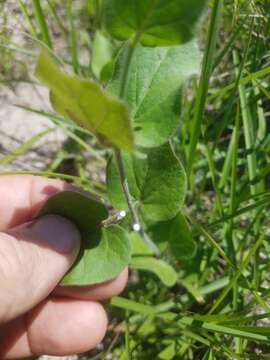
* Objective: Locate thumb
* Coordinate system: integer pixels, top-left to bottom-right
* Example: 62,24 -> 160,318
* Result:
0,215 -> 81,324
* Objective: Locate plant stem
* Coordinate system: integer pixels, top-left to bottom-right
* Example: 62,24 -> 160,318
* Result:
114,148 -> 160,255
114,148 -> 140,227
114,40 -> 160,255
114,41 -> 139,226
119,43 -> 136,99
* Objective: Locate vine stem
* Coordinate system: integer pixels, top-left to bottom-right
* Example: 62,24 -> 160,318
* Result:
114,148 -> 140,228
114,148 -> 160,255
119,42 -> 136,99
114,39 -> 160,256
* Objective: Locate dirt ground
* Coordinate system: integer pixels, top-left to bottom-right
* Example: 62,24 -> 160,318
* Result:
0,0 -> 67,170
0,81 -> 66,170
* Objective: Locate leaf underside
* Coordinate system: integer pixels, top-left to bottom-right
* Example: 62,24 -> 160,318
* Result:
38,191 -> 131,285
131,256 -> 178,287
35,49 -> 134,151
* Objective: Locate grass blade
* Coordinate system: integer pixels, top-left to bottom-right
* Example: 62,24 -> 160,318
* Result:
187,0 -> 223,177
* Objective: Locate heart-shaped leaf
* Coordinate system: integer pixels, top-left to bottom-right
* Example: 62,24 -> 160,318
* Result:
104,0 -> 207,47
38,191 -> 131,285
131,257 -> 178,287
107,142 -> 187,224
149,213 -> 196,260
35,49 -> 134,151
107,42 -> 201,148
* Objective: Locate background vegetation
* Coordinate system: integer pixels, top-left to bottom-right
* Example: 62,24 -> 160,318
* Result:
0,0 -> 270,358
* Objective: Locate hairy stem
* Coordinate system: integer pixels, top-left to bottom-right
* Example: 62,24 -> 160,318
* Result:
114,148 -> 160,255
114,148 -> 140,228
114,41 -> 160,255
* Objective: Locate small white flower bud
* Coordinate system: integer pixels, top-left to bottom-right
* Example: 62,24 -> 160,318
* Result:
133,223 -> 140,232
119,210 -> 126,218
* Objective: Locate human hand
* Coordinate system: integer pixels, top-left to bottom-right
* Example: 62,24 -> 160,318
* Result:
0,175 -> 128,359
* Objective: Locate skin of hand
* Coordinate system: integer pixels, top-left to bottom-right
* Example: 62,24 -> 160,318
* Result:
0,175 -> 128,359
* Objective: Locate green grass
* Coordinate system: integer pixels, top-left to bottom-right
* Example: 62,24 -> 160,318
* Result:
1,0 -> 270,358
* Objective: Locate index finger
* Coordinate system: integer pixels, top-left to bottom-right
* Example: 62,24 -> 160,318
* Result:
0,175 -> 70,231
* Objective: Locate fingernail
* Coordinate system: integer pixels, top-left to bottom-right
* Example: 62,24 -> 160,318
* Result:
22,215 -> 81,254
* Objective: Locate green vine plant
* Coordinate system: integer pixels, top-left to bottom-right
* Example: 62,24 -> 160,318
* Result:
35,0 -> 206,287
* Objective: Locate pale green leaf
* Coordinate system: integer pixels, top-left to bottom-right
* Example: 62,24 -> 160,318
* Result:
104,0 -> 207,47
35,49 -> 134,151
38,191 -> 131,285
131,257 -> 178,287
108,42 -> 201,148
111,296 -> 159,316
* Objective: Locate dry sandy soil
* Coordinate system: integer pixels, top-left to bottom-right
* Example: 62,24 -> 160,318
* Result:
0,0 -> 66,171
0,82 -> 66,170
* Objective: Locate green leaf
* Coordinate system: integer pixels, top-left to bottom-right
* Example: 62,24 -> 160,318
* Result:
35,49 -> 134,151
179,317 -> 270,343
130,231 -> 153,255
111,298 -> 270,343
63,225 -> 131,285
149,213 -> 196,260
38,191 -> 131,285
104,0 -> 207,47
91,30 -> 115,81
111,296 -> 159,316
131,257 -> 178,287
108,42 -> 201,148
107,142 -> 187,223
158,343 -> 176,360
